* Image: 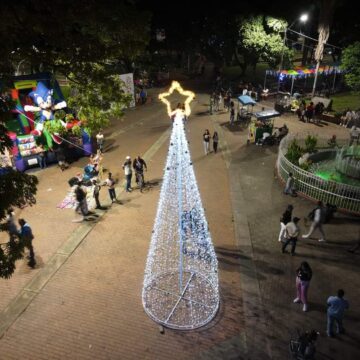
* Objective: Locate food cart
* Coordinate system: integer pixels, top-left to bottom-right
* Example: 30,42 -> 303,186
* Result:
237,95 -> 256,121
247,109 -> 281,144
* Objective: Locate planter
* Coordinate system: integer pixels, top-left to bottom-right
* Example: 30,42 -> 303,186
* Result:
320,113 -> 340,125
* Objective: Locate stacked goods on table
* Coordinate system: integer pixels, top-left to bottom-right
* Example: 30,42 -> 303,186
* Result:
17,135 -> 39,157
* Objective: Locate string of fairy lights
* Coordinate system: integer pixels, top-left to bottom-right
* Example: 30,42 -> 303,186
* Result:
142,82 -> 219,330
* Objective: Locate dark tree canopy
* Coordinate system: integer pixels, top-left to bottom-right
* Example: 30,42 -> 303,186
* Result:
0,0 -> 151,84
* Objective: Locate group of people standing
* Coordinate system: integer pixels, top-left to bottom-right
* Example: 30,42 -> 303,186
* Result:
210,90 -> 233,114
74,154 -> 148,219
296,100 -> 325,124
121,155 -> 147,193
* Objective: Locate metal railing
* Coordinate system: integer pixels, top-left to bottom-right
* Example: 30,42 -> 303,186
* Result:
277,135 -> 360,214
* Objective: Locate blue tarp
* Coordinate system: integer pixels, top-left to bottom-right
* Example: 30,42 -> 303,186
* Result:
254,110 -> 281,121
238,95 -> 256,106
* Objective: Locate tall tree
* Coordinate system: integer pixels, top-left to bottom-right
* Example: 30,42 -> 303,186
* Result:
0,0 -> 151,83
1,95 -> 38,279
235,15 -> 291,74
340,42 -> 360,91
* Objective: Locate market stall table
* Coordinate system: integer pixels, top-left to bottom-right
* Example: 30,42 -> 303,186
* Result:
237,95 -> 256,121
247,109 -> 281,144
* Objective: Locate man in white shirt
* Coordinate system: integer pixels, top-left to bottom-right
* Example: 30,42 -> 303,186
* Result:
104,172 -> 117,202
282,217 -> 300,255
96,130 -> 104,153
122,156 -> 133,192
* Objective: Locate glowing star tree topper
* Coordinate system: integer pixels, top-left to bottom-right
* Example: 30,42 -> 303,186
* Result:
142,83 -> 219,330
158,81 -> 195,117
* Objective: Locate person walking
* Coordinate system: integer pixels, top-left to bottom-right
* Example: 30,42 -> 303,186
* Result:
297,100 -> 306,122
96,130 -> 105,153
203,129 -> 210,155
293,261 -> 312,312
133,155 -> 147,187
123,156 -> 133,192
104,172 -> 117,203
74,184 -> 88,218
230,101 -> 235,125
302,201 -> 326,242
55,144 -> 68,171
212,131 -> 219,153
213,92 -> 219,112
305,102 -> 314,123
140,88 -> 147,105
92,179 -> 103,209
327,289 -> 349,337
18,219 -> 36,268
284,172 -> 297,196
279,205 -> 293,242
282,217 -> 300,256
6,209 -> 18,243
224,91 -> 231,112
349,125 -> 360,146
37,144 -> 47,169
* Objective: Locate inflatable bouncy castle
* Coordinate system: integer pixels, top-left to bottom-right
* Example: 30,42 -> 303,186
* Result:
4,73 -> 93,171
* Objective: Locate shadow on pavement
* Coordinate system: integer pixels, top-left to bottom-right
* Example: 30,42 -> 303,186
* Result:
215,246 -> 251,260
104,144 -> 120,153
220,121 -> 247,132
253,259 -> 285,275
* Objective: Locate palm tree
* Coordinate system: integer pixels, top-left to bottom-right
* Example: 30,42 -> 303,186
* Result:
311,0 -> 337,97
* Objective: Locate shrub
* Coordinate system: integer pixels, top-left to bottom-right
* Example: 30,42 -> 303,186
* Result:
286,139 -> 304,164
305,135 -> 317,153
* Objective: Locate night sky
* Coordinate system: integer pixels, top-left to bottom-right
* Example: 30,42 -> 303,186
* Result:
138,0 -> 357,48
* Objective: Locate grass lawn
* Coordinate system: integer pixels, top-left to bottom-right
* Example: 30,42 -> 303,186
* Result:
331,91 -> 360,112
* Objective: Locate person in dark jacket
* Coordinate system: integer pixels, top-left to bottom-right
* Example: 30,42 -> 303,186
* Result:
18,219 -> 36,268
74,185 -> 88,216
133,155 -> 147,183
212,132 -> 219,153
279,204 -> 293,242
92,179 -> 102,209
293,261 -> 313,312
6,209 -> 18,243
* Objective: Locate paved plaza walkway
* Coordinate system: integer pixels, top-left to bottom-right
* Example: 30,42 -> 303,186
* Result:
0,77 -> 359,359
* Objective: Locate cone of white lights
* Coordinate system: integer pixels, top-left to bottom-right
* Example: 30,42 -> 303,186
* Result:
142,82 -> 219,330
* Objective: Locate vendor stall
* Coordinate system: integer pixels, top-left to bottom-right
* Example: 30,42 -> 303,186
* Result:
237,95 -> 256,121
247,109 -> 281,144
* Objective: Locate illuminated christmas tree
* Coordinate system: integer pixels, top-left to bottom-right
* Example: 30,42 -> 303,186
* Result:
142,82 -> 219,330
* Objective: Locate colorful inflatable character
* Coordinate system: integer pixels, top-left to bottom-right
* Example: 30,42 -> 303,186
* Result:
24,82 -> 67,137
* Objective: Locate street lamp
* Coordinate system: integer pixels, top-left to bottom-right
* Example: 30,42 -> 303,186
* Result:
277,13 -> 308,92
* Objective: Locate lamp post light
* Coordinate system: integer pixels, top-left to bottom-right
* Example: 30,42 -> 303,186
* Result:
277,14 -> 308,92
